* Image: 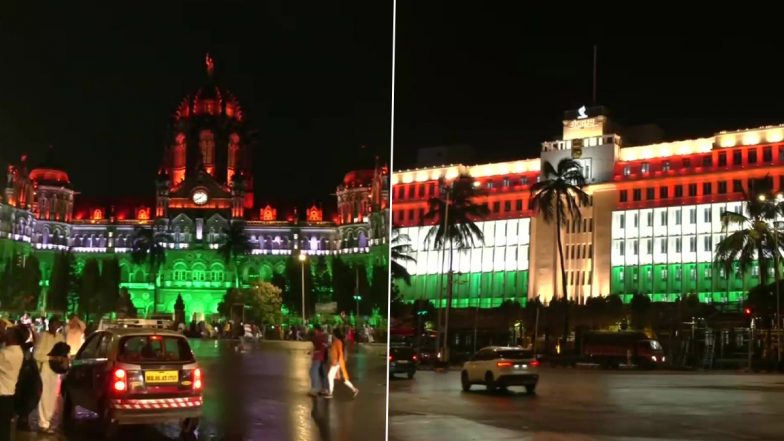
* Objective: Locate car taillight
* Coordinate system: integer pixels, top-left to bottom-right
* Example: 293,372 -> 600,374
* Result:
412,354 -> 418,361
496,361 -> 514,368
530,360 -> 540,367
193,368 -> 203,390
389,355 -> 394,361
113,368 -> 127,392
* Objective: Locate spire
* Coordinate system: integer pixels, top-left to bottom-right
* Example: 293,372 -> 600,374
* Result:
205,53 -> 215,78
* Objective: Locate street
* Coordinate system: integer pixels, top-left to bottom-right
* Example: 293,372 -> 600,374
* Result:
15,339 -> 388,441
389,368 -> 784,441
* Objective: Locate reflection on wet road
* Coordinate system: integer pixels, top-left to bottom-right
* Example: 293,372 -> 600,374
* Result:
16,339 -> 388,441
389,368 -> 784,440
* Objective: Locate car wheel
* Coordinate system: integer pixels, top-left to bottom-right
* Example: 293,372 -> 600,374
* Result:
461,371 -> 471,391
100,405 -> 119,439
407,370 -> 415,379
484,372 -> 497,392
525,384 -> 536,395
181,417 -> 200,436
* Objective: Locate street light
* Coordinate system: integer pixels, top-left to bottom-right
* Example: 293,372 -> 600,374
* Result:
353,294 -> 362,324
298,253 -> 307,324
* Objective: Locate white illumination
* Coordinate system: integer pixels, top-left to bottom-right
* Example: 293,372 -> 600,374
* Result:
742,132 -> 760,146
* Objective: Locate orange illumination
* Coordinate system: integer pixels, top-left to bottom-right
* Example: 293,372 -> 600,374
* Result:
91,209 -> 104,220
496,361 -> 514,368
306,205 -> 323,222
137,208 -> 150,221
261,205 -> 277,221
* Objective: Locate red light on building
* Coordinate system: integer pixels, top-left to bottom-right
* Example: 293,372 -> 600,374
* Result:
137,208 -> 150,221
260,205 -> 277,221
306,205 -> 323,222
91,209 -> 104,221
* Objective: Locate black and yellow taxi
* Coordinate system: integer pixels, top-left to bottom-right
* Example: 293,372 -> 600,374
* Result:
61,327 -> 203,437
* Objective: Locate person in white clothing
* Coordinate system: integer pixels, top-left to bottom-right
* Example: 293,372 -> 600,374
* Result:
34,316 -> 65,433
64,315 -> 85,358
0,326 -> 25,441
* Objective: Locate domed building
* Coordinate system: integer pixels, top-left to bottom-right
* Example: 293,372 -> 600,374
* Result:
0,56 -> 389,322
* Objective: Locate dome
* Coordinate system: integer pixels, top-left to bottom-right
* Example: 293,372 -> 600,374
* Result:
173,54 -> 244,122
342,169 -> 375,187
29,168 -> 70,186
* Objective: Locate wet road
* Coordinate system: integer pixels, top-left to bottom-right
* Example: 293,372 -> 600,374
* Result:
16,339 -> 388,441
389,368 -> 784,440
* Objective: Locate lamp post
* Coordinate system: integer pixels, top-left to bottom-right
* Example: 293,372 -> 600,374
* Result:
353,294 -> 362,324
758,193 -> 783,366
298,253 -> 307,324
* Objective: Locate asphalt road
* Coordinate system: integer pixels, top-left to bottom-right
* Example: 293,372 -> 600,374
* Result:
14,339 -> 388,441
389,368 -> 784,441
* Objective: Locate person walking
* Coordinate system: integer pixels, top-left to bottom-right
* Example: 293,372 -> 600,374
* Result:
64,315 -> 85,358
34,316 -> 65,433
308,325 -> 328,397
0,326 -> 25,441
325,328 -> 358,399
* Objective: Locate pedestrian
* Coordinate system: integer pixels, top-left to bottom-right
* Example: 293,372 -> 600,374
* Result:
326,328 -> 358,399
15,325 -> 40,432
0,326 -> 25,441
64,314 -> 85,358
308,325 -> 328,397
34,315 -> 65,433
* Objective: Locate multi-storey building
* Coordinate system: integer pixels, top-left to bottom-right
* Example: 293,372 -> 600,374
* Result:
393,106 -> 780,308
0,57 -> 389,320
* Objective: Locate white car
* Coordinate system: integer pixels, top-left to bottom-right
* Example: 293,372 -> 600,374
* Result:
461,346 -> 539,394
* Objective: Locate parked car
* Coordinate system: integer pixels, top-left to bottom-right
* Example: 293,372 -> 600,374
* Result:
61,327 -> 203,437
461,346 -> 539,393
389,345 -> 418,379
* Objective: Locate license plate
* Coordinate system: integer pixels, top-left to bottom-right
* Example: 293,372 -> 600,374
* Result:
144,370 -> 179,383
397,360 -> 409,364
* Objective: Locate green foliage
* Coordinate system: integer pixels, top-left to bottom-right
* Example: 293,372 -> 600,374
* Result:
0,254 -> 41,311
313,255 -> 333,303
100,258 -> 120,314
246,282 -> 283,325
79,259 -> 101,319
48,251 -> 78,313
131,227 -> 172,313
331,257 -> 354,312
629,294 -> 652,329
369,263 -> 389,315
391,230 -> 416,285
116,287 -> 137,318
217,220 -> 252,287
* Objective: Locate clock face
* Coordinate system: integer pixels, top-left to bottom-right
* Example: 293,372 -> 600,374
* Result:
192,190 -> 208,205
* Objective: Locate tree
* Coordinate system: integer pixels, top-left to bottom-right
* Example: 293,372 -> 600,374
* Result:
130,226 -> 172,313
630,294 -> 652,330
313,255 -> 333,304
48,251 -> 78,313
99,258 -> 121,314
79,259 -> 101,320
245,282 -> 283,326
391,230 -> 416,285
531,158 -> 590,346
20,255 -> 42,311
217,220 -> 252,288
715,178 -> 783,290
218,288 -> 243,320
423,173 -> 489,359
331,257 -> 354,313
116,287 -> 137,318
369,263 -> 389,315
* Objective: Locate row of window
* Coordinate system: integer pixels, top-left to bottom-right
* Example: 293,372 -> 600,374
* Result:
621,145 -> 782,177
172,270 -> 225,282
618,266 -> 769,282
619,177 -> 781,203
566,243 -> 594,259
395,199 -> 532,223
617,207 -> 724,229
395,176 -> 533,201
567,270 -> 592,286
616,236 -> 716,256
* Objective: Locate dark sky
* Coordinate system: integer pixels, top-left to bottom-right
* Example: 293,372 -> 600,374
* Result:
0,1 -> 392,209
394,5 -> 784,168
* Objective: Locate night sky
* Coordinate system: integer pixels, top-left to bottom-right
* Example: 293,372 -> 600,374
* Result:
0,1 -> 392,209
394,5 -> 784,168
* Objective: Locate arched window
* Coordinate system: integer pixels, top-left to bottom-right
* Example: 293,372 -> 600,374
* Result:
41,227 -> 50,246
192,263 -> 206,282
310,237 -> 319,251
358,231 -> 368,248
199,130 -> 215,166
210,263 -> 225,282
173,262 -> 187,282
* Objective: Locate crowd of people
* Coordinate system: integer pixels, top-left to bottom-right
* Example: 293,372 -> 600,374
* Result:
308,324 -> 360,399
0,313 -> 86,440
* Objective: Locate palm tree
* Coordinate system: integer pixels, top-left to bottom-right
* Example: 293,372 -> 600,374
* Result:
715,179 -> 782,292
391,229 -> 416,286
130,226 -> 172,314
531,158 -> 590,345
423,173 -> 488,361
217,220 -> 252,288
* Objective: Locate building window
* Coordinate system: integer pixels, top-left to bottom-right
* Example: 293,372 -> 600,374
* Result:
688,183 -> 697,197
660,186 -> 669,199
703,182 -> 712,195
733,179 -> 743,192
619,214 -> 626,228
704,208 -> 712,223
733,150 -> 743,165
641,162 -> 650,173
705,267 -> 712,278
493,201 -> 500,212
647,211 -> 653,227
690,268 -> 697,280
749,149 -> 758,164
516,200 -> 523,211
619,270 -> 624,281
396,211 -> 404,222
662,268 -> 668,280
646,188 -> 655,200
521,176 -> 529,185
779,147 -> 784,162
633,213 -> 639,228
779,176 -> 784,192
683,158 -> 691,168
418,185 -> 425,197
718,181 -> 727,194
646,238 -> 652,254
408,186 -> 415,198
502,178 -> 510,187
689,236 -> 697,252
660,238 -> 668,253
633,189 -> 641,201
704,235 -> 712,251
408,210 -> 415,221
623,166 -> 631,176
764,146 -> 773,162
675,210 -> 682,225
662,161 -> 671,172
675,238 -> 682,253
632,239 -> 639,255
620,190 -> 628,202
619,240 -> 625,256
487,181 -> 494,189
718,152 -> 727,166
675,185 -> 683,197
504,201 -> 511,211
703,155 -> 712,167
689,208 -> 697,224
660,211 -> 668,225
752,265 -> 759,277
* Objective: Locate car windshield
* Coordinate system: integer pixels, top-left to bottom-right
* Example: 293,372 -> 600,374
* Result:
497,350 -> 533,360
118,335 -> 195,363
391,347 -> 415,357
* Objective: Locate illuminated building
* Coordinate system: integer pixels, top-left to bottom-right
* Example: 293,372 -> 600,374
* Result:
0,56 -> 389,319
393,106 -> 781,307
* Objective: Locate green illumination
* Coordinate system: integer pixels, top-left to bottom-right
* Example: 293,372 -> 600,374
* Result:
398,270 -> 529,308
611,263 -> 750,303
